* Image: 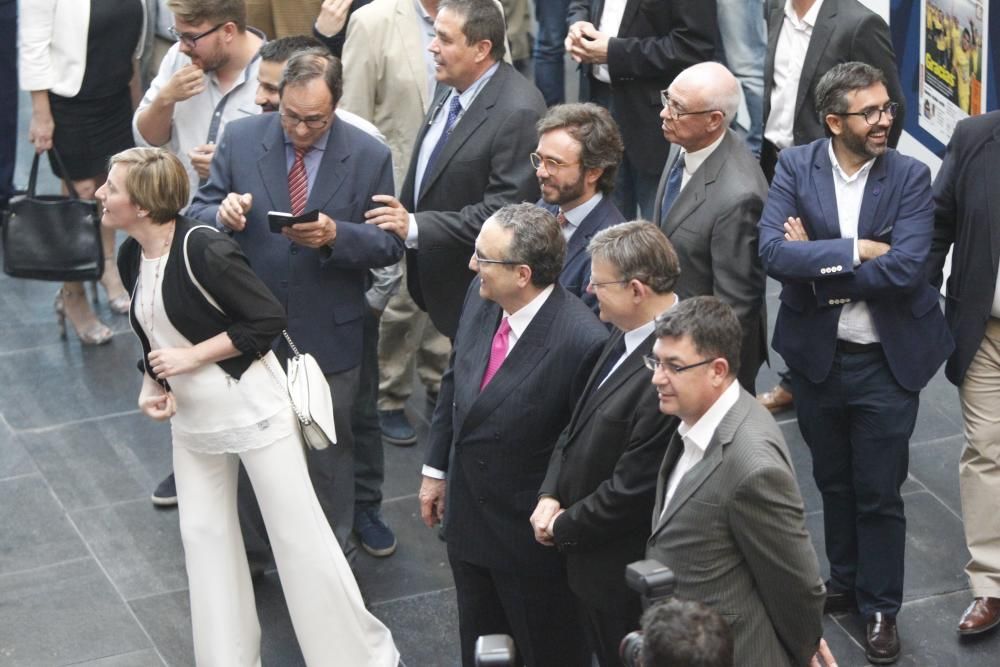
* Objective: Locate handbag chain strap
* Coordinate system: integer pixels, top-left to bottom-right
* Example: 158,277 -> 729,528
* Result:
258,349 -> 313,427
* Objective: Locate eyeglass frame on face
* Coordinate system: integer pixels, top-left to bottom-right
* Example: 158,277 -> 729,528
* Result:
659,90 -> 720,121
643,354 -> 715,375
473,247 -> 522,267
832,102 -> 899,126
168,22 -> 227,48
529,152 -> 580,173
279,112 -> 330,130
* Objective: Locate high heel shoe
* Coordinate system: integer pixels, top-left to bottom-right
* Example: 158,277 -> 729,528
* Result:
99,257 -> 131,315
55,288 -> 113,345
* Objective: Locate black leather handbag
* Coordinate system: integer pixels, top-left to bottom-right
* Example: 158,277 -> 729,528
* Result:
2,148 -> 103,282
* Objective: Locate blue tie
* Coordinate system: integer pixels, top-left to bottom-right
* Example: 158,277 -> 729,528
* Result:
659,152 -> 686,222
423,95 -> 463,181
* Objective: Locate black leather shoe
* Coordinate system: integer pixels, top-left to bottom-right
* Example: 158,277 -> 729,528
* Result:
823,581 -> 857,614
865,613 -> 900,664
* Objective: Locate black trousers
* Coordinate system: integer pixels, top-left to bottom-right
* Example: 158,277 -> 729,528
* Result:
790,346 -> 917,616
449,554 -> 591,667
578,594 -> 641,667
0,0 -> 16,208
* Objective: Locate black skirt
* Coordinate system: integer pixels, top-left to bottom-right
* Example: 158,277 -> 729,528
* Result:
48,87 -> 135,182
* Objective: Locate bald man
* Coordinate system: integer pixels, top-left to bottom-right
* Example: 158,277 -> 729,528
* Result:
652,62 -> 769,392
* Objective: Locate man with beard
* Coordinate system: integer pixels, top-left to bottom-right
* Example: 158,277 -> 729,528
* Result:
533,103 -> 625,312
758,62 -> 953,665
135,0 -> 264,199
133,0 -> 266,506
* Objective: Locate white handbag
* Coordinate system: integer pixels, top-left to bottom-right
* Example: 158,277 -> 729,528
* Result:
182,226 -> 337,449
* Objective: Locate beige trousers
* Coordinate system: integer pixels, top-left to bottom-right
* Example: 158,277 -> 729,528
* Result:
959,317 -> 1000,597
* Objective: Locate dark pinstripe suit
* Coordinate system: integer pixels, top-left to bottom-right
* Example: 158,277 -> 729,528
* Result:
647,389 -> 825,667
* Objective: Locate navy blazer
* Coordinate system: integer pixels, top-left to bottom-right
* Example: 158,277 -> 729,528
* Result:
426,281 -> 608,576
538,197 -> 625,312
758,139 -> 953,392
188,113 -> 403,374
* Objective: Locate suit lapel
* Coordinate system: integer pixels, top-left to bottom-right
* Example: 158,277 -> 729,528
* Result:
617,0 -> 642,36
651,432 -> 684,533
407,85 -> 450,206
663,133 -> 735,238
655,143 -> 681,227
857,155 -> 889,239
565,197 -> 612,270
257,116 -> 293,213
418,66 -> 507,201
763,0 -> 785,116
396,0 -> 429,113
305,121 -> 349,212
796,0 -> 838,122
811,141 -> 842,239
987,128 -> 1000,276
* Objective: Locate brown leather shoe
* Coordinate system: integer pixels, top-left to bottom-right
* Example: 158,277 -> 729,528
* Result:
757,384 -> 794,413
865,613 -> 900,664
958,597 -> 1000,635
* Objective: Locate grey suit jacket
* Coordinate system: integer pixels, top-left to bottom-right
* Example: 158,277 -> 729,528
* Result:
653,130 -> 769,391
647,389 -> 824,667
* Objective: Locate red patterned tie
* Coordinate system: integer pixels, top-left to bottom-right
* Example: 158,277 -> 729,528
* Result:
288,146 -> 309,215
480,317 -> 511,391
556,211 -> 568,227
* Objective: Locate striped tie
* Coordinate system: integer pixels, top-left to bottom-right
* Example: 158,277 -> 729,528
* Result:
288,146 -> 309,216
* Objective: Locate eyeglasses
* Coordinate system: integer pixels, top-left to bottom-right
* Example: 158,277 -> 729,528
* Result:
588,277 -> 629,289
833,102 -> 899,125
280,113 -> 330,129
529,152 -> 580,173
642,355 -> 714,375
659,90 -> 719,120
473,248 -> 521,266
169,23 -> 226,48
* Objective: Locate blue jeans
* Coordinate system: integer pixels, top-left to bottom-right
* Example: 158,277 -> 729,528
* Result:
717,0 -> 766,157
533,0 -> 570,106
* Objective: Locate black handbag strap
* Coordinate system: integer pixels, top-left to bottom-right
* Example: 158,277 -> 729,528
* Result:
26,147 -> 83,200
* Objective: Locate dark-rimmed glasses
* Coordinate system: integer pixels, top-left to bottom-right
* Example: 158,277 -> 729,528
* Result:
659,90 -> 719,120
169,23 -> 226,48
642,355 -> 714,375
280,113 -> 330,130
833,102 -> 899,125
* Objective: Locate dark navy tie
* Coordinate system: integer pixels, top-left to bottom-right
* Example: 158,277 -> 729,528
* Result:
423,95 -> 463,181
659,152 -> 686,222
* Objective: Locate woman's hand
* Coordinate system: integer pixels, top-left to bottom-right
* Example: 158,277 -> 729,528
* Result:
138,374 -> 176,421
29,91 -> 54,153
148,347 -> 204,379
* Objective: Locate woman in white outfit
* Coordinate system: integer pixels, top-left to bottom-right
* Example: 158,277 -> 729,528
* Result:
99,147 -> 398,666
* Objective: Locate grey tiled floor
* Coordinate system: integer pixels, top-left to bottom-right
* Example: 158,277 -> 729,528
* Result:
4,100 -> 999,667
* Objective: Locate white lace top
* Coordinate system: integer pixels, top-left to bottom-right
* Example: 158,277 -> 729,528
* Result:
136,250 -> 295,454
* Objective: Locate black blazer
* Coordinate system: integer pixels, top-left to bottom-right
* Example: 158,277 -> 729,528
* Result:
539,329 -> 677,612
569,0 -> 718,175
763,0 -> 905,148
426,282 -> 608,575
402,63 -> 547,339
117,217 -> 286,382
538,197 -> 626,312
930,111 -> 1000,386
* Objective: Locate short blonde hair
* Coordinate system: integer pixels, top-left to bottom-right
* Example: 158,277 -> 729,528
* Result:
108,148 -> 189,223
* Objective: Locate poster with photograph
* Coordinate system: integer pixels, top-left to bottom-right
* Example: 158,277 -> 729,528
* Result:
920,0 -> 989,143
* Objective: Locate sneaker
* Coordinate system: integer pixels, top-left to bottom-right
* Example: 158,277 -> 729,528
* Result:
354,506 -> 397,557
378,409 -> 417,446
151,472 -> 178,507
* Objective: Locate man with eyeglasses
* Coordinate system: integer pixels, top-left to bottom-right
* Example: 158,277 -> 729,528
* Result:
758,62 -> 952,664
652,62 -> 769,393
419,203 -> 607,666
532,103 -> 625,312
134,0 -> 266,201
188,49 -> 403,560
532,221 -> 679,666
645,295 -> 831,667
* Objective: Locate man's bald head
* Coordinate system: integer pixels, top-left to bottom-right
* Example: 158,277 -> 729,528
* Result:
660,62 -> 742,151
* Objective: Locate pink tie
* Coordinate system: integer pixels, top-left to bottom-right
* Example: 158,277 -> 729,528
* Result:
480,317 -> 511,391
288,146 -> 309,216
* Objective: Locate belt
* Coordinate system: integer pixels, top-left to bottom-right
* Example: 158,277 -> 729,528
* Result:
836,340 -> 882,354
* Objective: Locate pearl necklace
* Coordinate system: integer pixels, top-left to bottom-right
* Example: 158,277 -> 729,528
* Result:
140,224 -> 175,334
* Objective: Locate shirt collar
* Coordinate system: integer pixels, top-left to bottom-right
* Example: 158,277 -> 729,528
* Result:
623,318 -> 656,356
562,192 -> 603,227
677,379 -> 741,452
784,0 -> 824,29
456,61 -> 500,105
680,132 -> 726,177
828,140 -> 876,184
504,283 -> 555,339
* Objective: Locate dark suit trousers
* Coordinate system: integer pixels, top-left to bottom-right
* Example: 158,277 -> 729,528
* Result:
790,346 -> 917,616
449,554 -> 591,667
238,365 -> 360,564
353,307 -> 384,510
578,595 -> 641,667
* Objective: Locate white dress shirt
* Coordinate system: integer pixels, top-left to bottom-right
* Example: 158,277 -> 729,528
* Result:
661,379 -> 741,517
828,142 -> 880,344
593,0 -> 628,83
677,132 -> 726,192
406,62 -> 500,248
763,0 -> 825,149
560,192 -> 603,243
422,284 -> 556,479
